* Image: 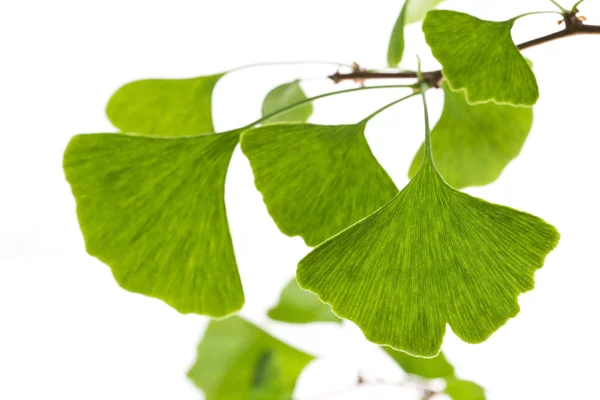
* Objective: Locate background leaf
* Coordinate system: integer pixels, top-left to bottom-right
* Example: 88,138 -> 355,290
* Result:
445,379 -> 486,400
298,159 -> 559,356
262,80 -> 313,123
63,130 -> 243,316
388,0 -> 444,66
241,122 -> 398,246
187,317 -> 313,400
409,82 -> 533,188
106,73 -> 225,136
423,10 -> 538,106
268,279 -> 341,324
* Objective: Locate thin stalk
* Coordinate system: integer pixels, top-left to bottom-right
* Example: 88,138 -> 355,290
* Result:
361,93 -> 420,123
242,84 -> 418,129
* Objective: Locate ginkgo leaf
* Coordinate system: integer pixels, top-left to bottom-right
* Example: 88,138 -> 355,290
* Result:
409,82 -> 533,188
262,80 -> 313,123
383,347 -> 454,379
297,156 -> 559,357
187,316 -> 313,400
268,279 -> 341,324
240,122 -> 398,246
63,130 -> 243,317
423,10 -> 538,106
445,379 -> 486,400
387,0 -> 444,66
106,73 -> 225,136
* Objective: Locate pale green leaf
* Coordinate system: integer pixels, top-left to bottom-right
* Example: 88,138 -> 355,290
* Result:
63,130 -> 243,316
106,73 -> 225,136
187,316 -> 313,400
388,0 -> 444,66
262,80 -> 313,123
297,157 -> 559,357
240,122 -> 398,246
445,379 -> 486,400
409,82 -> 533,188
383,347 -> 454,379
268,279 -> 341,324
423,10 -> 538,106
405,0 -> 445,24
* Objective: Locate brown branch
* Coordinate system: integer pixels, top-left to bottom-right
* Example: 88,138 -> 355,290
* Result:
328,10 -> 600,86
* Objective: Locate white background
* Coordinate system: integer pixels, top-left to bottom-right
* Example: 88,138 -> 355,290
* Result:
1,0 -> 599,399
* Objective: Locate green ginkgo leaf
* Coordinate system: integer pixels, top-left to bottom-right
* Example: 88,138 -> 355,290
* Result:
268,279 -> 341,324
187,316 -> 313,400
63,130 -> 243,317
423,10 -> 538,106
106,73 -> 225,136
262,80 -> 313,123
297,152 -> 559,356
240,122 -> 398,246
383,347 -> 454,379
445,379 -> 486,400
387,0 -> 444,66
409,82 -> 533,188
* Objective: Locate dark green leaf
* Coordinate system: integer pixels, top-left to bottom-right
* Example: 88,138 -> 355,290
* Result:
63,130 -> 243,316
383,347 -> 454,379
262,80 -> 313,123
445,379 -> 486,400
240,122 -> 398,246
423,10 -> 538,106
409,82 -> 533,188
187,316 -> 313,400
106,73 -> 225,136
297,155 -> 559,356
268,279 -> 341,324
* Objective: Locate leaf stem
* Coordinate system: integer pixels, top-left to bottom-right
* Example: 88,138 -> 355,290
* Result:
549,0 -> 568,13
419,83 -> 432,161
242,84 -> 418,129
360,92 -> 420,122
329,18 -> 600,85
229,61 -> 354,74
571,0 -> 585,12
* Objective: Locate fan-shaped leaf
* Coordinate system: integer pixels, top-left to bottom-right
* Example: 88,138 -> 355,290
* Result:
106,73 -> 225,136
241,122 -> 398,246
297,156 -> 559,356
409,82 -> 533,188
262,80 -> 313,123
63,130 -> 243,316
268,279 -> 341,324
423,10 -> 538,106
187,317 -> 313,400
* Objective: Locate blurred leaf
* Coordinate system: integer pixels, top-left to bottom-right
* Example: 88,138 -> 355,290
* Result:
106,73 -> 225,136
241,122 -> 398,246
63,130 -> 243,316
188,317 -> 313,400
405,0 -> 445,24
268,279 -> 341,324
250,351 -> 284,400
298,153 -> 559,356
388,0 -> 444,66
423,10 -> 538,106
445,379 -> 486,400
409,82 -> 533,188
262,80 -> 313,123
383,347 -> 454,379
